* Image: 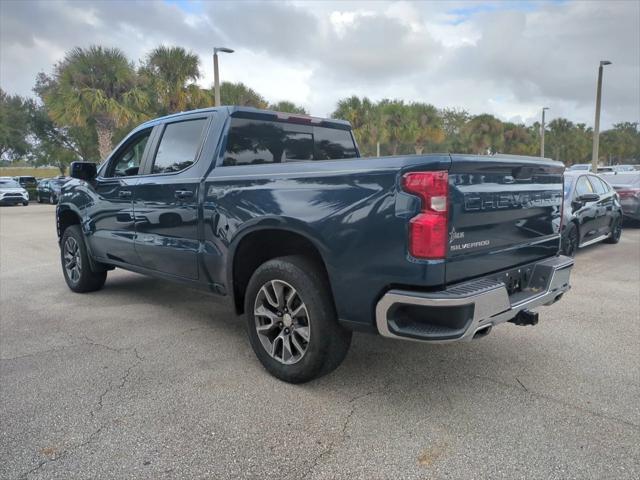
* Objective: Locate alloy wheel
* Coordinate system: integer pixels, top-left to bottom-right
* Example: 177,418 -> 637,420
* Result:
63,237 -> 82,284
254,279 -> 310,365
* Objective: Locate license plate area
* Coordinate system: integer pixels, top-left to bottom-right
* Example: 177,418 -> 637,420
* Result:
490,265 -> 535,296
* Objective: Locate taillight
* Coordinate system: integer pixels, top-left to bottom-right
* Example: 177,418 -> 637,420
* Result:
402,171 -> 448,259
617,188 -> 640,199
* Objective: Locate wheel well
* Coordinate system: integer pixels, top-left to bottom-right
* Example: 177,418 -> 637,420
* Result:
58,209 -> 81,240
232,229 -> 329,314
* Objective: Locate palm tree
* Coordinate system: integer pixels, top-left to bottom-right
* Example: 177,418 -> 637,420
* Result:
503,122 -> 535,155
219,82 -> 268,108
141,46 -> 205,114
380,100 -> 413,156
268,100 -> 307,115
408,103 -> 445,154
43,46 -> 148,159
464,114 -> 504,155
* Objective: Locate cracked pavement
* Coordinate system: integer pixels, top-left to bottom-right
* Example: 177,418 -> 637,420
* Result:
1,204 -> 639,479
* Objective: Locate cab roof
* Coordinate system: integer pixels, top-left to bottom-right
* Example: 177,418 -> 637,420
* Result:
138,106 -> 351,131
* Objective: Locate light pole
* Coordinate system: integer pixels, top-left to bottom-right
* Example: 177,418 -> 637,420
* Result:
540,107 -> 549,158
213,47 -> 234,107
591,60 -> 611,171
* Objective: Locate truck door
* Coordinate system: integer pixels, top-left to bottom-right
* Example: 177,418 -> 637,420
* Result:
87,127 -> 153,266
132,116 -> 209,280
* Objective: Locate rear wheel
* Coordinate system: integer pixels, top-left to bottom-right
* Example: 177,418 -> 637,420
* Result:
244,255 -> 351,383
561,222 -> 579,257
604,216 -> 622,244
60,225 -> 107,293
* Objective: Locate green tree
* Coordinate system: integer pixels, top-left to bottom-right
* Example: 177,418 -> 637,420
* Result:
600,122 -> 640,164
42,46 -> 149,160
268,100 -> 307,115
29,101 -> 99,174
464,114 -> 504,154
141,46 -> 206,115
332,96 -> 382,156
407,102 -> 445,154
503,122 -> 536,155
219,82 -> 268,108
545,118 -> 591,165
0,89 -> 32,161
441,108 -> 470,153
380,100 -> 414,156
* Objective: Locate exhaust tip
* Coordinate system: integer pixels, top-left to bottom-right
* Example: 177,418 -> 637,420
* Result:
473,324 -> 492,339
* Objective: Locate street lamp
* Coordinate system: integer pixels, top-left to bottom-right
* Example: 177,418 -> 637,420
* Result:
591,60 -> 612,171
213,47 -> 234,107
540,107 -> 549,158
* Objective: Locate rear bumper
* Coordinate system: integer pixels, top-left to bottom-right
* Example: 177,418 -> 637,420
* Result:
376,255 -> 573,343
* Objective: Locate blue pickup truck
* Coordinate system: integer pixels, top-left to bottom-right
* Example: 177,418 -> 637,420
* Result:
58,106 -> 574,382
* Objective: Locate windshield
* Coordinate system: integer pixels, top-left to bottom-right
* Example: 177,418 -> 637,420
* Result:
0,180 -> 21,188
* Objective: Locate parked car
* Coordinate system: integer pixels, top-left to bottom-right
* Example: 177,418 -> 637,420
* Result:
36,177 -> 69,204
568,163 -> 592,172
0,177 -> 29,206
560,171 -> 623,256
13,176 -> 38,199
56,106 -> 574,383
600,171 -> 640,221
601,165 -> 638,173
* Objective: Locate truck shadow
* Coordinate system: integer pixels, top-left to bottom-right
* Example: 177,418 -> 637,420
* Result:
98,271 -> 553,395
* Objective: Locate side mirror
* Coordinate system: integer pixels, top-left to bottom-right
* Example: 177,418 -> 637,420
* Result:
70,162 -> 97,181
577,193 -> 599,203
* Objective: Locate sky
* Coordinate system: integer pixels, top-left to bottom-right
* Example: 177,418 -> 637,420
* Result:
1,0 -> 638,129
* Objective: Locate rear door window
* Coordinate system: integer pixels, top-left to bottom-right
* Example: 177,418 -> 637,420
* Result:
222,118 -> 357,166
314,127 -> 358,160
151,119 -> 207,174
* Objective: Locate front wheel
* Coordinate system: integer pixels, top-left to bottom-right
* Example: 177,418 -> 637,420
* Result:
604,216 -> 622,244
60,225 -> 107,293
244,255 -> 351,383
22,201 -> 28,206
561,222 -> 579,257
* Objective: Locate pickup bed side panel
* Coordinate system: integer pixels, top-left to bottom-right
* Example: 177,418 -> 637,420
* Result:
202,155 -> 450,329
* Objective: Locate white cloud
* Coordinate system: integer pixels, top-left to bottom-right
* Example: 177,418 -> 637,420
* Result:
0,0 -> 638,128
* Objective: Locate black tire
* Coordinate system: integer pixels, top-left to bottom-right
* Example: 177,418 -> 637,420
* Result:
561,222 -> 579,257
604,216 -> 622,244
60,225 -> 107,293
22,201 -> 28,206
244,255 -> 352,383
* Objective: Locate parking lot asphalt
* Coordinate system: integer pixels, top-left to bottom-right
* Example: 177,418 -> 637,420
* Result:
1,203 -> 639,480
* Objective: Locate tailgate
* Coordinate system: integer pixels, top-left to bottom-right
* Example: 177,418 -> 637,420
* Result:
446,155 -> 564,284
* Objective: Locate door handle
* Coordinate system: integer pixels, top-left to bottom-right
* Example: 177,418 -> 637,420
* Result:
175,190 -> 194,199
118,190 -> 132,199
